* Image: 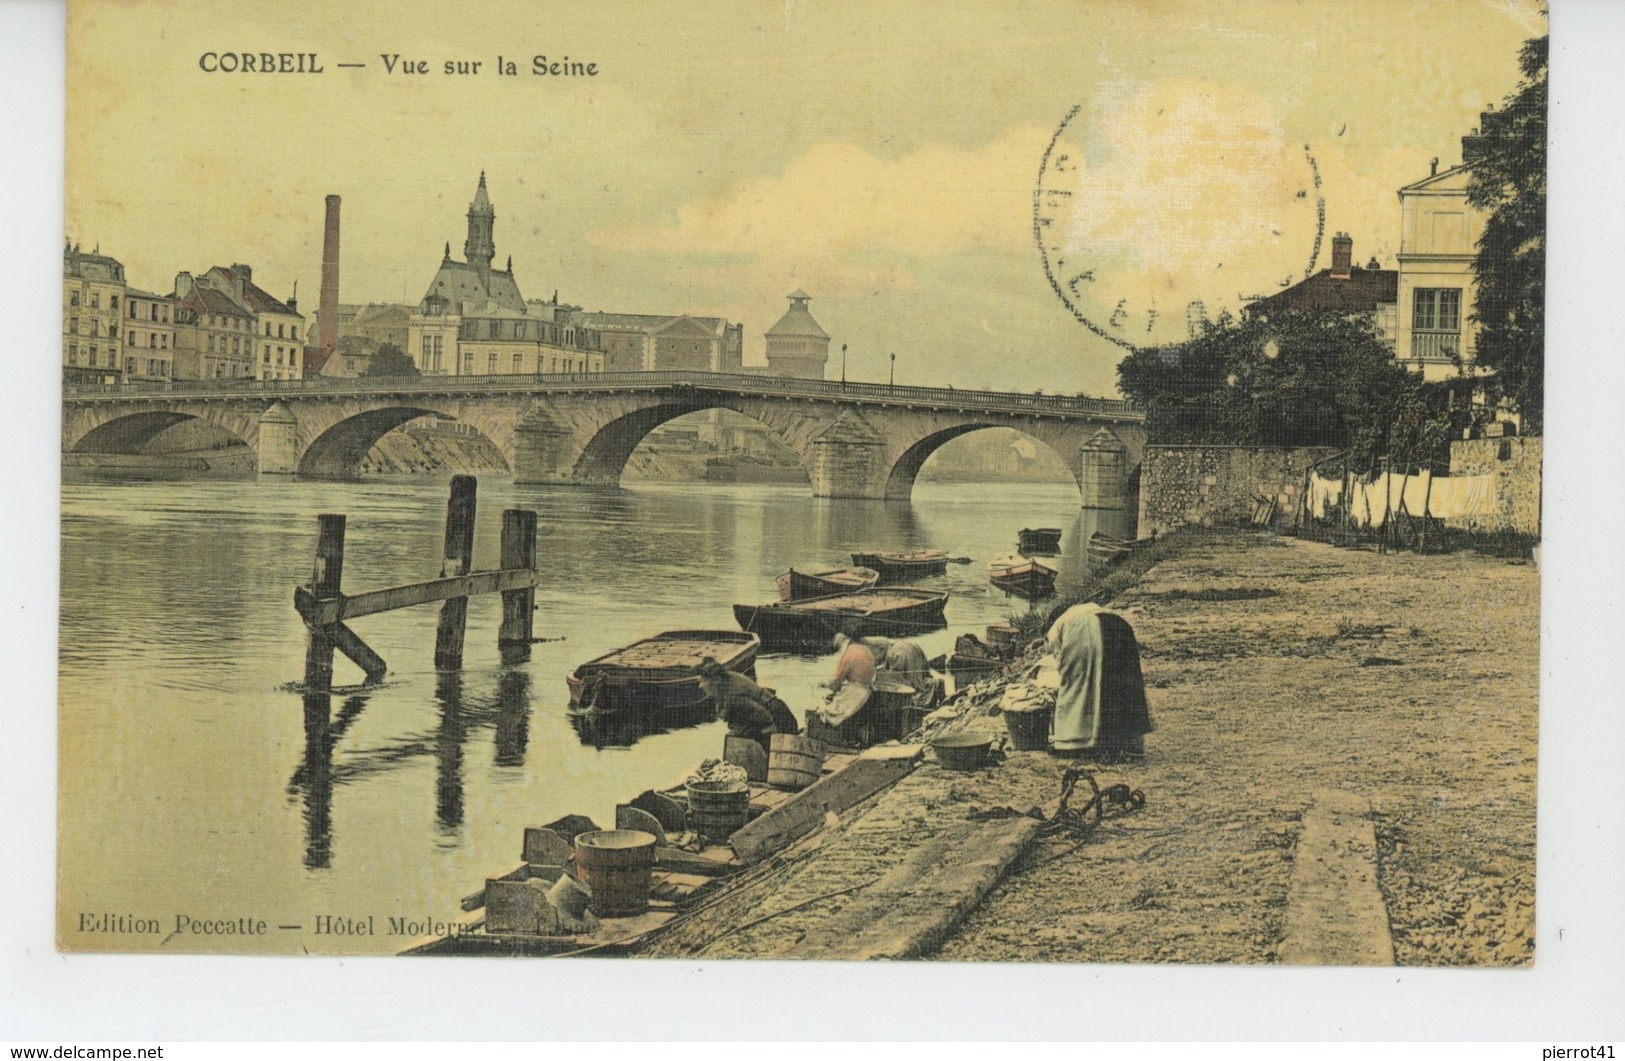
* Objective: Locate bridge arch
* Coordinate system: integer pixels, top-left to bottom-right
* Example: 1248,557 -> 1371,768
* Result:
883,423 -> 1082,501
569,399 -> 816,485
297,406 -> 510,479
70,410 -> 252,455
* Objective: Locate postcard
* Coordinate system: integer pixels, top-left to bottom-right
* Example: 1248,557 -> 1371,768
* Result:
58,0 -> 1548,967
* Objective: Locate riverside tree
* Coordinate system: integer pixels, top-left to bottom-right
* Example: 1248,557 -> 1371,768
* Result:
1116,311 -> 1459,469
363,341 -> 419,377
1466,35 -> 1546,434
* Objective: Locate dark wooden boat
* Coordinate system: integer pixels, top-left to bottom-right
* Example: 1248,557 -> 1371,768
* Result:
988,554 -> 1058,601
1017,527 -> 1063,555
566,630 -> 760,720
1087,531 -> 1154,567
776,565 -> 880,602
849,549 -> 949,583
734,587 -> 949,652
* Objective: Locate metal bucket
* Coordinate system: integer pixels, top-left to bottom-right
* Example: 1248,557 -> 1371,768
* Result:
686,780 -> 751,841
931,732 -> 996,771
573,829 -> 656,918
767,733 -> 823,792
1003,706 -> 1052,751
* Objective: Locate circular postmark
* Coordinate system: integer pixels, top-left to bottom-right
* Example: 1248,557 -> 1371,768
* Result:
1034,91 -> 1326,350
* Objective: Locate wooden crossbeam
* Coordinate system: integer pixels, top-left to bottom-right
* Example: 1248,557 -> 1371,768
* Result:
296,479 -> 540,693
295,568 -> 540,626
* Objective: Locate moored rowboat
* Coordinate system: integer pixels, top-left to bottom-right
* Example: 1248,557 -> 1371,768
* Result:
988,554 -> 1058,601
1087,531 -> 1155,567
776,566 -> 880,601
1017,527 -> 1063,555
734,587 -> 949,652
849,549 -> 949,583
566,630 -> 760,720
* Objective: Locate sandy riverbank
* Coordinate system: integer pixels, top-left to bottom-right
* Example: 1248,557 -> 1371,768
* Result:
648,529 -> 1539,965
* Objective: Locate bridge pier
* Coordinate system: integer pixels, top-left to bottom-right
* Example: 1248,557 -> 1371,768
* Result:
512,402 -> 577,485
258,402 -> 299,475
1078,427 -> 1129,510
811,410 -> 886,499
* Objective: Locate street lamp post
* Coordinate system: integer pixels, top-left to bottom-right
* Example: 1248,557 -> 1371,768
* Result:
889,352 -> 896,389
841,343 -> 847,386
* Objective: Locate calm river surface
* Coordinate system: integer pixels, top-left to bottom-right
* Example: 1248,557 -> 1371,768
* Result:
58,472 -> 1132,954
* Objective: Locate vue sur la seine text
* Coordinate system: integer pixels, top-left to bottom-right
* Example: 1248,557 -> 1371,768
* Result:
197,52 -> 599,77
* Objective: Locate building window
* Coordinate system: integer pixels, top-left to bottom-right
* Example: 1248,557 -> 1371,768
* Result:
67,343 -> 77,364
463,351 -> 473,373
91,293 -> 100,309
488,321 -> 500,339
68,317 -> 78,334
70,292 -> 80,307
1412,288 -> 1462,360
110,295 -> 119,311
488,352 -> 498,374
421,336 -> 432,361
289,324 -> 297,340
513,353 -> 522,374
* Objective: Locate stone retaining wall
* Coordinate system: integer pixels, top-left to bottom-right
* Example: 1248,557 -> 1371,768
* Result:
1139,445 -> 1339,535
1447,435 -> 1542,536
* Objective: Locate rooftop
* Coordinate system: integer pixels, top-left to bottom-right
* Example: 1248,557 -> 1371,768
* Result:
1242,266 -> 1397,319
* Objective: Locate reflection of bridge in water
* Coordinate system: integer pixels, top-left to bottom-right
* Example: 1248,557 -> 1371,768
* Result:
63,370 -> 1146,505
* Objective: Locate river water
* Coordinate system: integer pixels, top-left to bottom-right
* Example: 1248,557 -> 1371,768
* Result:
58,472 -> 1132,954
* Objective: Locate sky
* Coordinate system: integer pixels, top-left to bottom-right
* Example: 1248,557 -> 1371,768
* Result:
66,0 -> 1544,395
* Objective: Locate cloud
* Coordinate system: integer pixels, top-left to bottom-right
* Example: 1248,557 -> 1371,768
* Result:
588,128 -> 1054,297
586,79 -> 1444,360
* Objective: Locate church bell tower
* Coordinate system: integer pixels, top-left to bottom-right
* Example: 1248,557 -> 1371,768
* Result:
464,172 -> 496,279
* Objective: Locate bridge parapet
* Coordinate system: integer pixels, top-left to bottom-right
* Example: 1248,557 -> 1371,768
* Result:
63,370 -> 1144,422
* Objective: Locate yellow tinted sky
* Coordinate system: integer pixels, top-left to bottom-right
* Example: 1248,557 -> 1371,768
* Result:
67,0 -> 1542,392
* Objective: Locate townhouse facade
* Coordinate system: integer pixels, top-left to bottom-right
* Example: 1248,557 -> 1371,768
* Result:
62,243 -> 128,384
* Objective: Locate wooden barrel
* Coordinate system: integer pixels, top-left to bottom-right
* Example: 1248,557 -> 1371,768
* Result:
767,733 -> 823,791
685,780 -> 751,841
573,830 -> 656,918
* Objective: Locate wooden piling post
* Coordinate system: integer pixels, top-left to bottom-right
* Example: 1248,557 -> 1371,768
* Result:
434,475 -> 478,670
498,508 -> 538,654
292,476 -> 538,685
303,514 -> 346,692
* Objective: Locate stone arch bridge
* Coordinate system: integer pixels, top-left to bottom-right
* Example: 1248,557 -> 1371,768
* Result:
63,371 -> 1147,506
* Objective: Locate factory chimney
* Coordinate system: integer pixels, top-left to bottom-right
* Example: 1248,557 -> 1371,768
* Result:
319,194 -> 341,352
